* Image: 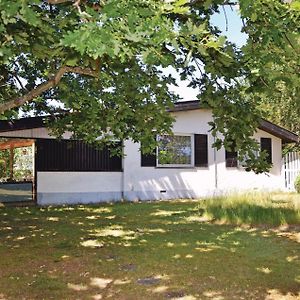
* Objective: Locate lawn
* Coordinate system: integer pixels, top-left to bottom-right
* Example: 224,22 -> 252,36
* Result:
0,193 -> 299,300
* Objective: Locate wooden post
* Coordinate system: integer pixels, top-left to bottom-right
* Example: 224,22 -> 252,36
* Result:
9,145 -> 14,181
32,142 -> 36,202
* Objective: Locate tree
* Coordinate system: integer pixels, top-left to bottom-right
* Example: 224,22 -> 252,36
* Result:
205,0 -> 300,170
0,0 -> 299,173
240,0 -> 300,136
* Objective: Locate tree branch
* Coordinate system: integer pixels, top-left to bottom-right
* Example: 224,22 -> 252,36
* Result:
283,32 -> 297,52
46,0 -> 74,4
222,5 -> 229,32
0,65 -> 99,114
189,0 -> 238,6
47,0 -> 92,20
11,73 -> 27,92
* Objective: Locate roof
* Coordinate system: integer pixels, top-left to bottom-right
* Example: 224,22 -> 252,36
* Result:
258,119 -> 299,144
0,115 -> 46,132
0,101 -> 298,143
171,100 -> 299,144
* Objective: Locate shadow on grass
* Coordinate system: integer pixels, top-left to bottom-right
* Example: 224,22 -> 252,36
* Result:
0,198 -> 299,299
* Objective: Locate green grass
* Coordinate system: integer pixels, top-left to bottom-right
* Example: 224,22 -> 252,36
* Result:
197,192 -> 300,226
0,193 -> 299,299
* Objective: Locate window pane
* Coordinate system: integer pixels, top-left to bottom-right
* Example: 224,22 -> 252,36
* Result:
158,135 -> 192,165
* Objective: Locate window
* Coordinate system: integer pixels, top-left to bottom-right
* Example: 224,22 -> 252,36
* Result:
225,141 -> 238,168
141,133 -> 157,167
141,149 -> 156,167
194,134 -> 208,167
157,134 -> 193,167
260,137 -> 272,164
140,133 -> 208,168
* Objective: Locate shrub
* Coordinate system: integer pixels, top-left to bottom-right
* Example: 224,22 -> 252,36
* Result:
295,174 -> 300,193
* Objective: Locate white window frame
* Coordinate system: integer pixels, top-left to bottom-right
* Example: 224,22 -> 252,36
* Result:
156,133 -> 194,168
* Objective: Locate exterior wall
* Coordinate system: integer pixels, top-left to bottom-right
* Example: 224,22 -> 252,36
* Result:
1,109 -> 286,204
123,109 -> 216,200
216,129 -> 283,192
122,109 -> 284,201
37,172 -> 122,205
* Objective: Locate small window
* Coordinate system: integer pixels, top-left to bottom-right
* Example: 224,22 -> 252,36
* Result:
141,133 -> 157,167
157,134 -> 193,167
141,150 -> 156,167
260,137 -> 272,164
194,134 -> 208,167
225,141 -> 238,168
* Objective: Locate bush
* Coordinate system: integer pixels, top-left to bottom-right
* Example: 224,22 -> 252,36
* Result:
294,174 -> 300,193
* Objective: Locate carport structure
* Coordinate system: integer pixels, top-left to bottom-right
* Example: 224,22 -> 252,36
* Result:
0,138 -> 35,203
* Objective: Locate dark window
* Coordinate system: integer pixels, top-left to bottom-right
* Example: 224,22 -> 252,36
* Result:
36,139 -> 122,171
141,149 -> 156,167
194,134 -> 208,167
225,141 -> 238,168
261,137 -> 272,164
141,134 -> 157,167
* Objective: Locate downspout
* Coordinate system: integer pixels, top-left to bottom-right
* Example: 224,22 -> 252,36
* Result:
121,142 -> 125,201
32,141 -> 37,203
213,136 -> 218,190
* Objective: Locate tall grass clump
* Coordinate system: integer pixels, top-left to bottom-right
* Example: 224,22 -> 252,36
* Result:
197,192 -> 300,226
294,174 -> 300,193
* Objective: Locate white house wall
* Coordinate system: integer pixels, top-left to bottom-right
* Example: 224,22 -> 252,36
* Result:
37,172 -> 122,205
217,129 -> 283,192
123,109 -> 216,200
122,110 -> 284,201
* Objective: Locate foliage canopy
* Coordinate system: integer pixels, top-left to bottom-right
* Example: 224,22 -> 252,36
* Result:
0,0 -> 299,172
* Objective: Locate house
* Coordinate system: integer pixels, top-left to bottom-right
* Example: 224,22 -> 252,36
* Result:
0,100 -> 298,205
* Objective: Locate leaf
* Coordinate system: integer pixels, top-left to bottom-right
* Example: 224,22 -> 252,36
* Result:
20,5 -> 41,26
250,12 -> 258,22
184,49 -> 193,67
290,1 -> 300,10
65,57 -> 79,67
124,32 -> 142,43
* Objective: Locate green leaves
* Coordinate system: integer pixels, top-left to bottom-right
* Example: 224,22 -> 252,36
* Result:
162,0 -> 190,14
290,0 -> 300,10
0,1 -> 21,24
0,0 -> 298,173
238,0 -> 300,138
20,4 -> 41,27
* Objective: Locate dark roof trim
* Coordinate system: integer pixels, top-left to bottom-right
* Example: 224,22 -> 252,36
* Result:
258,119 -> 299,144
169,100 -> 206,112
0,115 -> 46,132
0,101 -> 298,144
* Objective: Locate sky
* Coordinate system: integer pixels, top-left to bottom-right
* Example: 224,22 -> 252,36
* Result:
169,5 -> 248,101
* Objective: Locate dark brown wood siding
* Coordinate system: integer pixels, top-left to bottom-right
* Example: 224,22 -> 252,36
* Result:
260,137 -> 272,164
194,134 -> 208,167
36,139 -> 122,172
